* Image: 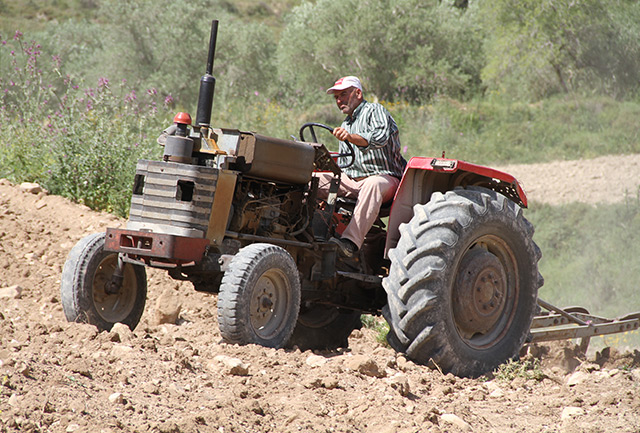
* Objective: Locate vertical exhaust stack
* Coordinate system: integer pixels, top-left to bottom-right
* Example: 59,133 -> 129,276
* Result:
195,20 -> 219,129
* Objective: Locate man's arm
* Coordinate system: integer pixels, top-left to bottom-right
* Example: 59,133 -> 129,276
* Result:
335,104 -> 394,150
332,127 -> 369,148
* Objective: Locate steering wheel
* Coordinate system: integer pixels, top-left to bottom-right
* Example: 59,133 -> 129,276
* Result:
299,122 -> 356,169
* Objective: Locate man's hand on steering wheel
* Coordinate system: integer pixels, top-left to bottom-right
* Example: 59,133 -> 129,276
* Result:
332,126 -> 350,142
332,127 -> 369,149
299,122 -> 356,169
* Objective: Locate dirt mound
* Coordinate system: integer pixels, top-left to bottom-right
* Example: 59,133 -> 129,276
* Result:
1,157 -> 640,433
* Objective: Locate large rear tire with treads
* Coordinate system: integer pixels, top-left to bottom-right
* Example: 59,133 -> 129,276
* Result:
383,187 -> 543,377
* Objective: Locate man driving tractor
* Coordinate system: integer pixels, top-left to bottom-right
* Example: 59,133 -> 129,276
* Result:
318,76 -> 407,257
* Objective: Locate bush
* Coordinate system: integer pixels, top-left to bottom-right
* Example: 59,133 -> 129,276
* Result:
0,31 -> 170,217
526,198 -> 640,321
37,1 -> 280,111
481,0 -> 640,100
275,0 -> 485,105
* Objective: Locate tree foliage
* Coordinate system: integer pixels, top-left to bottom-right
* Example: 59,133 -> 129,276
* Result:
4,0 -> 640,110
275,0 -> 485,104
33,0 -> 278,109
481,0 -> 640,100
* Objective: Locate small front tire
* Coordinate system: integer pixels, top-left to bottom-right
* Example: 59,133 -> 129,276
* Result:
217,243 -> 301,348
60,232 -> 147,331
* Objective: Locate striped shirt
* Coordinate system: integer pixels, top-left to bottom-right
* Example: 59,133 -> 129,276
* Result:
339,100 -> 407,179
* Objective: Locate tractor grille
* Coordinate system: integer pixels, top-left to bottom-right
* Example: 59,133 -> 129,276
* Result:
127,160 -> 217,237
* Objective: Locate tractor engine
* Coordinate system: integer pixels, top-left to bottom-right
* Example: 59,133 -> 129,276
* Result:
228,178 -> 309,237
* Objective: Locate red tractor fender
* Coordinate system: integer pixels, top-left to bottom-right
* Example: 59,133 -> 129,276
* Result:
384,157 -> 528,257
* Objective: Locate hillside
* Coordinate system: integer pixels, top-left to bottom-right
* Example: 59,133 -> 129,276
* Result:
498,153 -> 640,206
1,154 -> 640,433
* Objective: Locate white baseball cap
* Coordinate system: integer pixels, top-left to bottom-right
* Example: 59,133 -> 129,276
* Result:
326,76 -> 362,94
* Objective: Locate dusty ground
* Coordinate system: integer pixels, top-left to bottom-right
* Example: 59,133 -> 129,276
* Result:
498,153 -> 640,206
1,154 -> 640,433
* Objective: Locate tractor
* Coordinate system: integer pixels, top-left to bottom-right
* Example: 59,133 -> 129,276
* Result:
61,20 -> 638,378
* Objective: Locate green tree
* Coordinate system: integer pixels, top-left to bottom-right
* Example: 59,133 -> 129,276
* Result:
480,0 -> 640,100
212,19 -> 278,103
94,0 -> 216,105
37,0 -> 279,109
0,32 -> 167,216
276,0 -> 485,104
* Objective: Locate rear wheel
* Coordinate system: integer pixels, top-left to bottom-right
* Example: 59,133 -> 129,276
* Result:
287,304 -> 362,351
383,187 -> 543,377
61,232 -> 147,331
217,243 -> 301,348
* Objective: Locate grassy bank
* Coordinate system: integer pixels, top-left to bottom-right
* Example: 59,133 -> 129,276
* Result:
214,94 -> 640,166
414,95 -> 640,165
527,200 -> 640,348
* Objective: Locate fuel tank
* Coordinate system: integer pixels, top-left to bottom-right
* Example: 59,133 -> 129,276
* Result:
235,132 -> 315,185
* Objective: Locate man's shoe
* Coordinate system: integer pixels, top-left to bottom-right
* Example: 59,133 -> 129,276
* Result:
330,237 -> 358,258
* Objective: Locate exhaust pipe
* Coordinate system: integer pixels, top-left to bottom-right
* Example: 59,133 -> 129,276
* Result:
195,20 -> 218,129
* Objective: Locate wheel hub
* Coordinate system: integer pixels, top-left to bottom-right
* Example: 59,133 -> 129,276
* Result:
252,279 -> 276,326
92,257 -> 137,323
250,268 -> 291,337
453,248 -> 507,338
261,296 -> 274,309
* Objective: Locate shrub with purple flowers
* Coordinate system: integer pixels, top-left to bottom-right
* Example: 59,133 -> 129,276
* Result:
0,32 -> 172,217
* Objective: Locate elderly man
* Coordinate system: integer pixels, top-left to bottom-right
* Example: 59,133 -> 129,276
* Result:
321,76 -> 407,257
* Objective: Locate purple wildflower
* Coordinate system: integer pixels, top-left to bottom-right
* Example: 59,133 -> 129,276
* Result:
124,90 -> 137,103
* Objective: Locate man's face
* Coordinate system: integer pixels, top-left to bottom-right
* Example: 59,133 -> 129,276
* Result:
333,87 -> 362,116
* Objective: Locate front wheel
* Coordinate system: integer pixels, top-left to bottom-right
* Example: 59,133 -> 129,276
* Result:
383,187 -> 543,377
61,232 -> 147,331
217,244 -> 301,348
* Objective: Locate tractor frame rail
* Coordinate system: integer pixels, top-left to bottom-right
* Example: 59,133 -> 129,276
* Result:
529,298 -> 640,345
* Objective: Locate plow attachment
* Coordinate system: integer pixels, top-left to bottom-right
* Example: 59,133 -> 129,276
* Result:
529,298 -> 640,351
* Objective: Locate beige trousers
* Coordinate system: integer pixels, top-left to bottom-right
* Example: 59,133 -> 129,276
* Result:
315,172 -> 400,249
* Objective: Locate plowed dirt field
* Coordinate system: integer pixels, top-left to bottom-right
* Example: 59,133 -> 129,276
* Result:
1,154 -> 640,433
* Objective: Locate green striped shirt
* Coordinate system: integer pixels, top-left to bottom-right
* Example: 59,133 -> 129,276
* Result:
339,100 -> 407,179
